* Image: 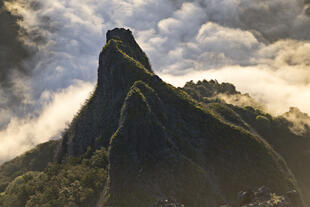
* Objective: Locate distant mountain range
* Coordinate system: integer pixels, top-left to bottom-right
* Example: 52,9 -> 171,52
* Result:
0,28 -> 309,207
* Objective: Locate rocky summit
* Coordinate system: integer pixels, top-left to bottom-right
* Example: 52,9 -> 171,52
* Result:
0,28 -> 310,207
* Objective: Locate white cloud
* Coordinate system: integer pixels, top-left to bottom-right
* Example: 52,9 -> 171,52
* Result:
0,81 -> 93,163
160,63 -> 310,115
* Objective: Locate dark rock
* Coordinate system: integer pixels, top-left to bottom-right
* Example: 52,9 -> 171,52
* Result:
228,187 -> 298,207
220,204 -> 232,207
106,28 -> 134,43
238,190 -> 255,206
286,190 -> 298,206
256,186 -> 271,200
151,199 -> 184,207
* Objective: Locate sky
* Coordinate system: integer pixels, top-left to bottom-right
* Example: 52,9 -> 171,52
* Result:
0,0 -> 310,163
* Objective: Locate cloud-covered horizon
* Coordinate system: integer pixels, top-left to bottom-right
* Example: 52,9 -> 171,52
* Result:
1,0 -> 310,162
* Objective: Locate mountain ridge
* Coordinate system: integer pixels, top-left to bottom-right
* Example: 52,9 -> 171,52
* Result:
0,28 -> 308,207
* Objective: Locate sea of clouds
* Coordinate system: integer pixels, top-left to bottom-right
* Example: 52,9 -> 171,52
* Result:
1,0 -> 310,163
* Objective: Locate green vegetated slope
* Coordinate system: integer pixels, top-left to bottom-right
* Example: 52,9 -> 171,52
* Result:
0,28 -> 307,207
0,140 -> 59,192
0,146 -> 108,207
183,79 -> 310,206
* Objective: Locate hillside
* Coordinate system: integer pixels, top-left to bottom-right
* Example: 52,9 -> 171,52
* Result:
0,28 -> 308,207
183,79 -> 310,207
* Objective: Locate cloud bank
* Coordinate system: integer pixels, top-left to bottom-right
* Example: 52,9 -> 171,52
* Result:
0,81 -> 93,163
1,0 -> 310,162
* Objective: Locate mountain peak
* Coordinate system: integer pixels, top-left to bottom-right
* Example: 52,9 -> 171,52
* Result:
58,28 -> 158,160
106,28 -> 134,43
102,28 -> 152,72
96,28 -> 155,98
